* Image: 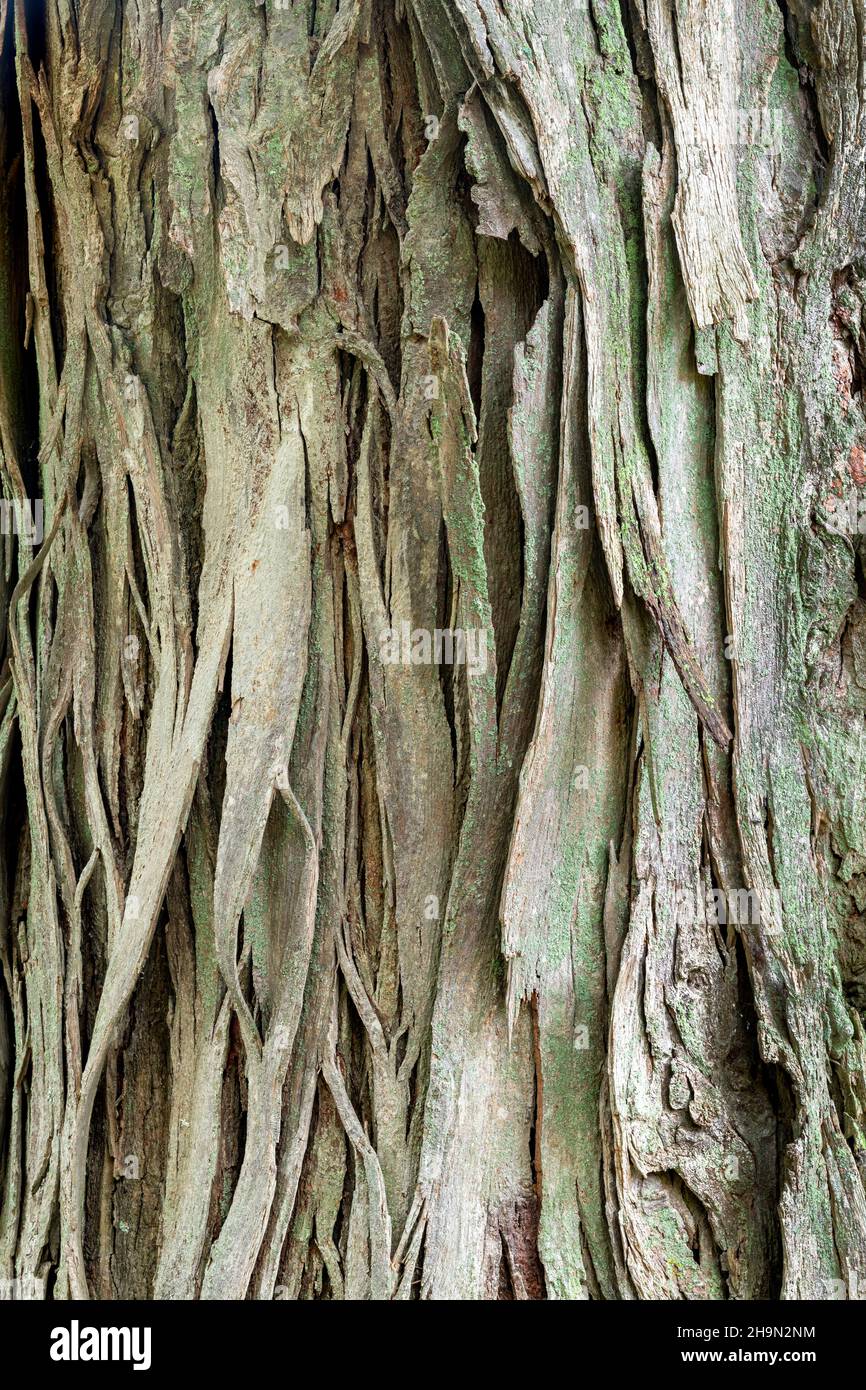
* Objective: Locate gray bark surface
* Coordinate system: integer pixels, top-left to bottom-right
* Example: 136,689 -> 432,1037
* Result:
0,0 -> 865,1300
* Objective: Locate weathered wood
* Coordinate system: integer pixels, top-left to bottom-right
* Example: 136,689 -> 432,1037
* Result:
0,0 -> 864,1301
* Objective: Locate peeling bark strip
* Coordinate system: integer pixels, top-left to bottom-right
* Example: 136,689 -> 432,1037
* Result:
0,0 -> 865,1304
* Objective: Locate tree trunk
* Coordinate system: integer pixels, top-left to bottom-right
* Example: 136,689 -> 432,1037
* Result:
1,0 -> 865,1302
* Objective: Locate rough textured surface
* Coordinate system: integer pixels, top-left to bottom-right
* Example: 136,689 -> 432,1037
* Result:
0,0 -> 865,1300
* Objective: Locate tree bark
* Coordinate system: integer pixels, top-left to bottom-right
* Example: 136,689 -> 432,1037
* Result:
1,0 -> 865,1301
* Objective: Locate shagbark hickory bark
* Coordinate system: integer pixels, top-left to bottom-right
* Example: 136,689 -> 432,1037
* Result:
0,0 -> 865,1301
